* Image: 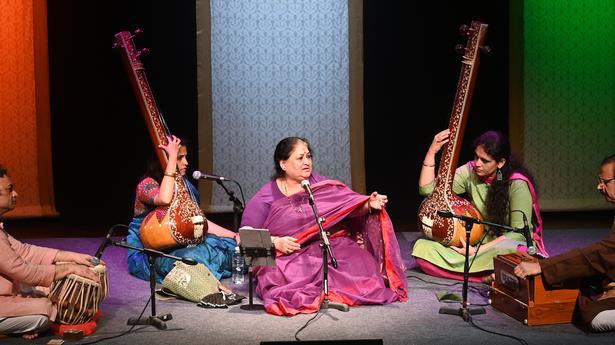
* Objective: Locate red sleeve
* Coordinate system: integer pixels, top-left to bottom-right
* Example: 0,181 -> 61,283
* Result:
134,177 -> 161,216
137,177 -> 160,205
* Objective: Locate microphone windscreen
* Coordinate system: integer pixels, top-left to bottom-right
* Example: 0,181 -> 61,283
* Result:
192,171 -> 201,179
182,257 -> 198,265
437,210 -> 453,218
300,180 -> 310,188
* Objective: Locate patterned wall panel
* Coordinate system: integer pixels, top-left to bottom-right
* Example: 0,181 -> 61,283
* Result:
523,0 -> 615,210
0,0 -> 56,218
208,0 -> 350,211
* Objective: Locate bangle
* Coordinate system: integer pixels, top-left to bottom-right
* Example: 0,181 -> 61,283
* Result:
422,162 -> 435,167
163,172 -> 176,178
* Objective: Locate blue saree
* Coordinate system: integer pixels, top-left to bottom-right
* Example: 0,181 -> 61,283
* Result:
126,177 -> 236,283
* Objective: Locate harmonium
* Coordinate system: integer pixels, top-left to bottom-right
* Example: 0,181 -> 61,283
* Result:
490,252 -> 579,325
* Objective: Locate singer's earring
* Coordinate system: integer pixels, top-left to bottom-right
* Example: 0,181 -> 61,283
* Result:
496,168 -> 503,181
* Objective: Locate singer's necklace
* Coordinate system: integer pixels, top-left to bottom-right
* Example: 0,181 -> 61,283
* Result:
283,178 -> 305,213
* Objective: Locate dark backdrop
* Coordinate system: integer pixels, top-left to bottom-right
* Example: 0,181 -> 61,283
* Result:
363,1 -> 509,228
47,1 -> 198,226
42,1 -> 509,233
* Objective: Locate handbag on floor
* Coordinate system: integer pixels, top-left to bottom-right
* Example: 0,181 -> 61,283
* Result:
197,291 -> 246,309
160,261 -> 220,303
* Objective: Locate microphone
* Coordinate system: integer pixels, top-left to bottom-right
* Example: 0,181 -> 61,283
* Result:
300,180 -> 315,202
521,212 -> 536,256
181,257 -> 198,265
192,170 -> 230,181
437,210 -> 479,223
92,226 -> 116,265
440,209 -> 538,255
302,179 -> 335,266
437,210 -> 454,218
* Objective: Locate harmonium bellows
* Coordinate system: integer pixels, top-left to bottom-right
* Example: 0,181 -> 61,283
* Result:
490,252 -> 579,326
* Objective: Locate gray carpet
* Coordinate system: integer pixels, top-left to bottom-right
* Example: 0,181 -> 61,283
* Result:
2,228 -> 613,345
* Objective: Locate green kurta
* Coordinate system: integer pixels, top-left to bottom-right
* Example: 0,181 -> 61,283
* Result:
412,162 -> 535,273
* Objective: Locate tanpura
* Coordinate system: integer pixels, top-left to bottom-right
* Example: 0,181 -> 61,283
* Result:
114,30 -> 206,249
417,21 -> 490,247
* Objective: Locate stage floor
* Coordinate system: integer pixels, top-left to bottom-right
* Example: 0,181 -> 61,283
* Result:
2,226 -> 613,345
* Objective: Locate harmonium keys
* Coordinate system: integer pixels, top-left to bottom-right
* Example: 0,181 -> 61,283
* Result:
490,252 -> 579,326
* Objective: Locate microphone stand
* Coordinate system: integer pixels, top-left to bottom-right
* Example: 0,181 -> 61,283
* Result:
306,192 -> 349,312
511,210 -> 537,257
215,180 -> 244,231
111,241 -> 197,330
437,214 -> 521,322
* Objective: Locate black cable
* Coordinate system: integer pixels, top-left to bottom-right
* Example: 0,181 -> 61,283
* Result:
467,227 -> 491,271
406,275 -> 490,304
77,294 -> 151,344
406,274 -> 487,290
407,275 -> 527,344
406,264 -> 528,345
510,209 -> 525,220
468,315 -> 529,345
107,224 -> 129,236
232,180 -> 246,209
406,274 -> 460,286
294,293 -> 325,341
78,223 -> 154,344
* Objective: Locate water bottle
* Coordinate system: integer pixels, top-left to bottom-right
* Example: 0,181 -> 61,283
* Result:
232,246 -> 244,284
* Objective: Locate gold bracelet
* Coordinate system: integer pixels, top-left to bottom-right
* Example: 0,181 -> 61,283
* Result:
163,172 -> 176,177
422,162 -> 435,167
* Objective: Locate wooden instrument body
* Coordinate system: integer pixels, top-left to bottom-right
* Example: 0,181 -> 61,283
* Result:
417,21 -> 488,247
140,174 -> 206,249
419,192 -> 484,247
490,252 -> 579,326
114,31 -> 206,249
49,264 -> 108,325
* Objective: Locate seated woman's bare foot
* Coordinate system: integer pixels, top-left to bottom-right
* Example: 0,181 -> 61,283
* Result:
218,283 -> 231,293
481,273 -> 495,285
598,288 -> 615,301
21,332 -> 38,340
598,281 -> 615,301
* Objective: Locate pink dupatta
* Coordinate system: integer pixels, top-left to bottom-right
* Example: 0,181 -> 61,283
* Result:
471,160 -> 548,257
510,172 -> 549,256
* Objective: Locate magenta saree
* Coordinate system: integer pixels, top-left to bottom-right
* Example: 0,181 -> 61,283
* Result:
242,177 -> 407,315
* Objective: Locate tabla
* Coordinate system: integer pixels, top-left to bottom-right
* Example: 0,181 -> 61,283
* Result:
49,264 -> 109,324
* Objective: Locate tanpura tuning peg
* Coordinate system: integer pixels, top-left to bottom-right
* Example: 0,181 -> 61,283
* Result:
455,44 -> 466,55
458,24 -> 469,36
136,48 -> 150,58
481,45 -> 492,54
